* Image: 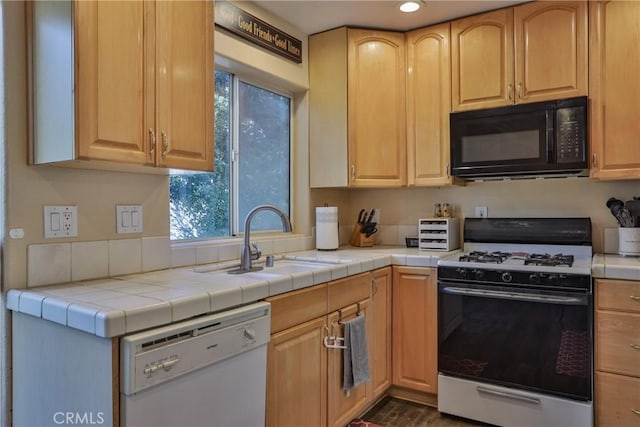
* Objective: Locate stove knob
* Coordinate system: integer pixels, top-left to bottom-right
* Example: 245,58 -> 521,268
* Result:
501,272 -> 512,283
456,268 -> 468,279
529,274 -> 540,284
474,269 -> 485,280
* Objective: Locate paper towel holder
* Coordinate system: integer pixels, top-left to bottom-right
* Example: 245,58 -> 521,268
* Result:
316,204 -> 339,251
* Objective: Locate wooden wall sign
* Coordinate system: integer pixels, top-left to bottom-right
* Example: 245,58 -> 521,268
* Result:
215,2 -> 303,64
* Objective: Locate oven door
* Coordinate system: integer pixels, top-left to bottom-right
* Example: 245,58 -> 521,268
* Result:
438,280 -> 592,401
450,106 -> 552,177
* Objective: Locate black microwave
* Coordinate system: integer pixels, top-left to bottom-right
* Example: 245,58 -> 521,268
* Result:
450,96 -> 588,179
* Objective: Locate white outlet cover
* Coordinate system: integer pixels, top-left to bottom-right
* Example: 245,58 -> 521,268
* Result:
44,205 -> 78,238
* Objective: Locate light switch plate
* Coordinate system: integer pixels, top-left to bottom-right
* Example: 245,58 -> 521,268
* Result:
116,205 -> 143,234
44,205 -> 78,238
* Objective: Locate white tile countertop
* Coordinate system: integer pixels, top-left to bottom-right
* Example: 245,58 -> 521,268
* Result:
6,246 -> 453,338
592,253 -> 640,281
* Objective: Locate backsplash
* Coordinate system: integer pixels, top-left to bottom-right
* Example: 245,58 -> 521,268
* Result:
27,235 -> 314,288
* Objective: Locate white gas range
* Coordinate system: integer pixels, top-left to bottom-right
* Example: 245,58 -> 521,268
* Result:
437,218 -> 594,427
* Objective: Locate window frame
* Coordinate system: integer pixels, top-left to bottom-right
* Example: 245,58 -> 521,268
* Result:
169,66 -> 294,242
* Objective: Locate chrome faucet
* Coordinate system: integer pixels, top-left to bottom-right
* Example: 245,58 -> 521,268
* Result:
229,204 -> 292,274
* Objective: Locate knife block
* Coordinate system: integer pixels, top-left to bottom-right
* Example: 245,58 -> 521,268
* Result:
349,223 -> 375,247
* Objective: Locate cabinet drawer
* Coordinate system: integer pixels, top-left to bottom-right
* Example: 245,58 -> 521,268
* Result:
596,279 -> 640,313
327,272 -> 370,313
596,310 -> 640,377
267,284 -> 328,334
595,371 -> 640,427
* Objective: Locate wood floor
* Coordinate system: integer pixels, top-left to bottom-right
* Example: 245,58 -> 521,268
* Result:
359,397 -> 491,427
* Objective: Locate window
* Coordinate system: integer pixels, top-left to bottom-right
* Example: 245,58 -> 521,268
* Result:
170,70 -> 291,240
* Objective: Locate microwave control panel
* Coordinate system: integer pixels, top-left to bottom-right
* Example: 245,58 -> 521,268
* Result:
556,106 -> 586,163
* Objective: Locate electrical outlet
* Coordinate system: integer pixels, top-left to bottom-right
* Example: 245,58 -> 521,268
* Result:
475,206 -> 488,218
44,206 -> 78,238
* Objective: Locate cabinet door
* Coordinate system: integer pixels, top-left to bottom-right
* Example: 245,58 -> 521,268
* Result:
75,0 -> 152,165
589,0 -> 640,180
392,267 -> 437,394
451,8 -> 514,111
348,29 -> 406,187
327,300 -> 372,427
595,371 -> 640,427
406,23 -> 453,187
266,316 -> 327,427
514,1 -> 587,104
155,0 -> 214,171
370,268 -> 392,399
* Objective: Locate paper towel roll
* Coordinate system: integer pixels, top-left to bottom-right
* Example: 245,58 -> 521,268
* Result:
316,206 -> 339,251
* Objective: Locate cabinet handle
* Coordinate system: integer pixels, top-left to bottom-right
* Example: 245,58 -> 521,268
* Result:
630,295 -> 640,301
592,153 -> 597,168
631,344 -> 640,350
149,129 -> 156,157
351,164 -> 355,181
161,131 -> 169,160
371,278 -> 378,296
446,163 -> 450,177
632,409 -> 640,416
507,83 -> 514,101
516,82 -> 528,100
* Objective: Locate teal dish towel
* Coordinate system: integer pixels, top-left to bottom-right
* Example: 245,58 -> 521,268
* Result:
343,315 -> 370,395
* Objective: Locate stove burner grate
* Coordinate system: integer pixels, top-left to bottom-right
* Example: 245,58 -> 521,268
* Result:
458,251 -> 576,267
459,251 -> 511,264
524,253 -> 575,268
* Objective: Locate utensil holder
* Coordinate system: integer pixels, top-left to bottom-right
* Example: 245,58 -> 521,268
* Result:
618,227 -> 640,256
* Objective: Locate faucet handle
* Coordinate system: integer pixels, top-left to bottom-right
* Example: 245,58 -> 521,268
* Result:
250,242 -> 262,261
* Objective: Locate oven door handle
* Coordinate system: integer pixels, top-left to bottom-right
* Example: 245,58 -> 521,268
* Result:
441,286 -> 586,305
476,385 -> 541,405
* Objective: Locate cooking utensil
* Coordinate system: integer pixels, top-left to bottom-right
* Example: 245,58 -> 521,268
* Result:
606,197 -> 635,227
357,209 -> 366,225
625,198 -> 640,227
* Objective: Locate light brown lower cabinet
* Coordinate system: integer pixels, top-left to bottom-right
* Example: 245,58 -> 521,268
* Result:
595,371 -> 640,427
266,269 -> 391,427
595,278 -> 640,427
392,266 -> 438,395
327,300 -> 372,427
267,316 -> 328,427
370,267 -> 393,399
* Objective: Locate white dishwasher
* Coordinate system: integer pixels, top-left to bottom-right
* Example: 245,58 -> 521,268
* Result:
120,301 -> 271,427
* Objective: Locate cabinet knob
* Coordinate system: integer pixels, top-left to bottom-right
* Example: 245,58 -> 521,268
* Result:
507,83 -> 514,101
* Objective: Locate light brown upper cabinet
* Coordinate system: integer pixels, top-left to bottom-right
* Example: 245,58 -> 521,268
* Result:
406,23 -> 454,186
310,27 -> 407,188
451,2 -> 587,112
589,0 -> 640,180
30,0 -> 214,172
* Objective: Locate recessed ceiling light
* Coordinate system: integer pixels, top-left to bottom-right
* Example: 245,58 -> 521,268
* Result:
399,1 -> 424,13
